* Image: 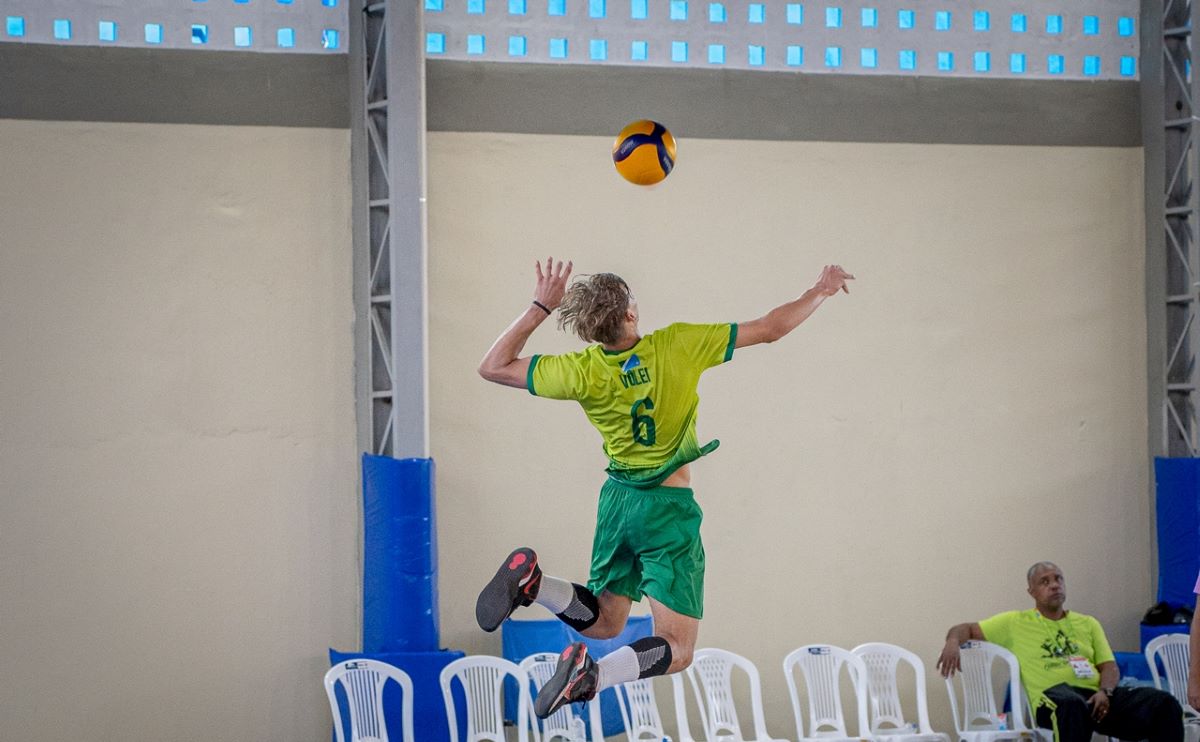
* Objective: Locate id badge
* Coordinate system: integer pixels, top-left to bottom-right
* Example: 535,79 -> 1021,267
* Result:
1069,656 -> 1095,679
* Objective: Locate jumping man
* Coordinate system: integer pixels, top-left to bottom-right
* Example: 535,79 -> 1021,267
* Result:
476,257 -> 854,717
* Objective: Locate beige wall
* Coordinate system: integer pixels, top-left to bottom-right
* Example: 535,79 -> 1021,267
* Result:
0,120 -> 358,741
0,120 -> 1148,740
427,132 -> 1149,736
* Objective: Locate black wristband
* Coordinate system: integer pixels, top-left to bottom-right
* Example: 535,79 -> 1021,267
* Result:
532,300 -> 551,315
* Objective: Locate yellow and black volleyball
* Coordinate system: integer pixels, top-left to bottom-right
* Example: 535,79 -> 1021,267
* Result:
612,119 -> 676,186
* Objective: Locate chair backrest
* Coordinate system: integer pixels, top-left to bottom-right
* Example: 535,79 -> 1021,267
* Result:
1144,633 -> 1196,714
783,644 -> 870,740
521,652 -> 603,742
673,647 -> 775,742
324,659 -> 415,742
616,677 -> 674,741
440,655 -> 531,742
851,642 -> 936,736
944,641 -> 1029,735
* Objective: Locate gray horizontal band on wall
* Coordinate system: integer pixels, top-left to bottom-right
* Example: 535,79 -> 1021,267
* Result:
0,43 -> 349,129
427,60 -> 1139,146
0,44 -> 1137,146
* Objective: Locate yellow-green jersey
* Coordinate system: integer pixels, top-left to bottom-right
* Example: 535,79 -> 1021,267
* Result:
978,609 -> 1115,707
527,322 -> 737,488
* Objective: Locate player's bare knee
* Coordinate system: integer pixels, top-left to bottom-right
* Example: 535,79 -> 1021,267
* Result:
662,636 -> 693,672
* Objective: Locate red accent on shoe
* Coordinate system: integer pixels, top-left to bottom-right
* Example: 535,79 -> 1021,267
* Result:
560,646 -> 573,660
509,552 -> 527,569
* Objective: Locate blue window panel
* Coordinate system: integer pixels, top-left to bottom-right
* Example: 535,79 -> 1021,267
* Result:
826,7 -> 842,27
508,35 -> 526,55
1083,16 -> 1099,34
1120,56 -> 1136,76
467,34 -> 485,54
99,21 -> 118,42
191,24 -> 209,44
861,8 -> 877,27
1010,52 -> 1026,73
749,4 -> 765,23
898,49 -> 916,69
1118,17 -> 1135,37
549,0 -> 566,15
194,0 -> 207,3
323,0 -> 339,5
1046,14 -> 1062,34
631,0 -> 647,19
670,0 -> 688,20
509,0 -> 526,13
708,43 -> 725,63
935,11 -> 950,30
427,32 -> 445,53
590,39 -> 607,60
710,3 -> 726,22
749,44 -> 765,65
787,4 -> 803,24
590,0 -> 606,18
860,47 -> 877,68
973,50 -> 989,72
5,16 -> 24,37
1011,13 -> 1026,32
550,37 -> 568,57
973,10 -> 989,30
277,27 -> 296,47
786,45 -> 803,66
426,0 -> 444,10
53,19 -> 71,40
631,40 -> 648,60
898,9 -> 914,29
234,26 -> 252,47
672,40 -> 688,62
937,51 -> 953,70
278,0 -> 293,4
235,0 -> 250,4
824,46 -> 841,67
1083,55 -> 1100,75
144,23 -> 162,43
467,0 -> 485,14
1047,54 -> 1064,74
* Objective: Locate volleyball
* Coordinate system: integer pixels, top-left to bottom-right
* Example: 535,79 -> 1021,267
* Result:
612,120 -> 676,186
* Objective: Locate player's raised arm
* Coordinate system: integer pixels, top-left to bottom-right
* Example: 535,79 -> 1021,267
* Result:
478,257 -> 573,389
735,264 -> 853,349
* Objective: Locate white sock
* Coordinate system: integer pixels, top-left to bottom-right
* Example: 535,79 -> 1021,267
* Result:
596,646 -> 640,691
535,575 -> 574,614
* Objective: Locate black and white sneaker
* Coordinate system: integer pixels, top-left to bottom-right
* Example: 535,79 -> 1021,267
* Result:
534,642 -> 599,718
475,547 -> 542,632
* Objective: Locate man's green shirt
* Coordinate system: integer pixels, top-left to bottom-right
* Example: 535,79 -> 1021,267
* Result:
527,322 -> 737,487
979,609 -> 1115,706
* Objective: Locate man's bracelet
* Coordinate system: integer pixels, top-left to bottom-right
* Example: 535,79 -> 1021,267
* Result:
532,300 -> 551,315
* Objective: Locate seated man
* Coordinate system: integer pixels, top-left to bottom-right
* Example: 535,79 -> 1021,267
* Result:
937,561 -> 1183,742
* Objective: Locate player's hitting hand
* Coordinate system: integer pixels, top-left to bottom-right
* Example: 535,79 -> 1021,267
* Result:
815,264 -> 854,296
535,257 -> 573,310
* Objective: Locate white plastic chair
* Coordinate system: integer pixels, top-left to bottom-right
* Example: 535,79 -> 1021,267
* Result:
1145,633 -> 1200,742
324,659 -> 415,742
672,647 -> 790,742
521,652 -> 604,742
440,655 -> 532,742
616,677 -> 675,741
850,643 -> 951,742
782,644 -> 871,742
943,641 -> 1035,742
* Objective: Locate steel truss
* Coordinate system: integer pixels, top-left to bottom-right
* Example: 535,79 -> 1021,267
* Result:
352,0 -> 429,458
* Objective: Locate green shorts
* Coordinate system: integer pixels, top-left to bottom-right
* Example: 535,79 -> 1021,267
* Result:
587,479 -> 706,619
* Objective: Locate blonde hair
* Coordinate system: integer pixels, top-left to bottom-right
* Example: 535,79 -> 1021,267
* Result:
557,273 -> 632,345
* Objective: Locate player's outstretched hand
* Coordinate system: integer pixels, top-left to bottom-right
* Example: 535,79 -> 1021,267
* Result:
535,257 -> 573,310
815,264 -> 855,296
